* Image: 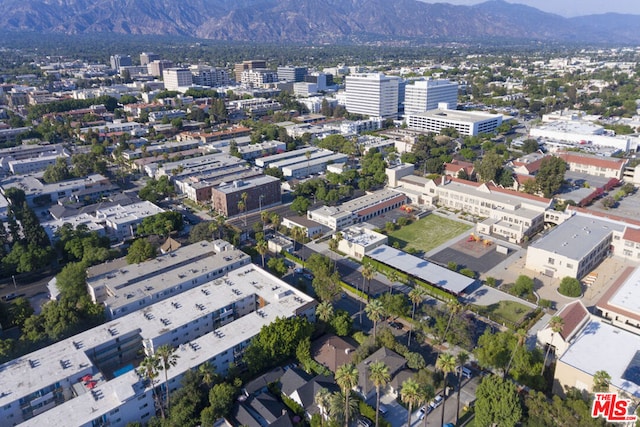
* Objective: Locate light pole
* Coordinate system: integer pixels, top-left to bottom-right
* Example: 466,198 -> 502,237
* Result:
12,275 -> 17,290
259,194 -> 264,212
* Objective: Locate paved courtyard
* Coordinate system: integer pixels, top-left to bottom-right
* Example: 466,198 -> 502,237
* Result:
429,236 -> 513,274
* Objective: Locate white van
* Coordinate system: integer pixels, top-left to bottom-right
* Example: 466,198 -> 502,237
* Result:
458,366 -> 472,379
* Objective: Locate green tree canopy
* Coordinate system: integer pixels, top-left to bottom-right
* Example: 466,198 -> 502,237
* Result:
536,156 -> 567,198
126,239 -> 156,264
475,375 -> 522,427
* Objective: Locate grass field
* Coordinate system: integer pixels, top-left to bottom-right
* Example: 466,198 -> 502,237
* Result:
476,300 -> 534,326
388,214 -> 471,254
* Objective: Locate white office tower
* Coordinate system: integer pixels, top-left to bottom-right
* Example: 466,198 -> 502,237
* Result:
345,73 -> 399,119
404,79 -> 458,115
162,68 -> 193,91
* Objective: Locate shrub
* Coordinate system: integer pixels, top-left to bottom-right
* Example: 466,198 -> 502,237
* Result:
485,277 -> 497,287
512,275 -> 534,297
539,299 -> 552,309
558,277 -> 582,297
460,268 -> 476,278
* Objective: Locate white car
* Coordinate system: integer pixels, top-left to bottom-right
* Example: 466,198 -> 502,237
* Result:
429,394 -> 444,409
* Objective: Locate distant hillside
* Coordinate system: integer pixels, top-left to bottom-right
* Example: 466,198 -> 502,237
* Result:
0,0 -> 639,44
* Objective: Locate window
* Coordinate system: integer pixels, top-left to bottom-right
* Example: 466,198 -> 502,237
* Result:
547,257 -> 555,265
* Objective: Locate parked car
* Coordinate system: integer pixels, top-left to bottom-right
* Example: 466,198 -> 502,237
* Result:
378,404 -> 389,416
357,416 -> 373,427
429,394 -> 444,409
418,405 -> 433,420
389,321 -> 403,330
457,366 -> 473,379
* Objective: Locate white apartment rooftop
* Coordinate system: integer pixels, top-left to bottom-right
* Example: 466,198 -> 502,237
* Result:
5,262 -> 316,425
95,200 -> 164,226
608,265 -> 640,317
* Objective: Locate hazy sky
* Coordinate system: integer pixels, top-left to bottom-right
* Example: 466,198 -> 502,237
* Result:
419,0 -> 640,17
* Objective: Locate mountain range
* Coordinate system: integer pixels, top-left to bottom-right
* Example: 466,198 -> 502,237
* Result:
1,0 -> 639,45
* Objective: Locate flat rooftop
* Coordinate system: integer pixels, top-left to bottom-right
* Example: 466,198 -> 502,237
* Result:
366,245 -> 475,294
340,225 -> 386,247
269,149 -> 335,169
255,146 -> 318,167
411,108 -> 501,123
282,153 -> 348,171
215,175 -> 280,194
559,319 -> 640,397
8,264 -> 315,425
604,266 -> 640,319
529,213 -> 624,259
340,189 -> 405,214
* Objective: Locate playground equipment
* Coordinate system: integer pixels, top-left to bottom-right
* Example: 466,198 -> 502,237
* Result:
483,239 -> 492,246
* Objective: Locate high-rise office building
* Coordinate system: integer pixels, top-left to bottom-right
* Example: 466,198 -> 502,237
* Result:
147,60 -> 174,77
162,68 -> 193,91
404,79 -> 458,115
345,73 -> 399,119
277,66 -> 308,82
109,54 -> 132,72
234,60 -> 267,82
139,52 -> 160,66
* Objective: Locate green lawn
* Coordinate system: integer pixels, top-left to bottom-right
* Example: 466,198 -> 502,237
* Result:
475,300 -> 533,326
387,214 -> 471,253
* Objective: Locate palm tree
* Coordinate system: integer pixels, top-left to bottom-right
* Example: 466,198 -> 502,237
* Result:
260,210 -> 270,232
365,299 -> 386,340
315,387 -> 332,426
408,286 -> 427,346
542,315 -> 564,375
328,391 -> 358,426
256,239 -> 268,267
316,301 -> 335,323
436,353 -> 457,427
305,150 -> 312,177
400,378 -> 421,427
156,344 -> 180,412
270,212 -> 281,231
241,192 -> 249,227
421,384 -> 435,427
441,299 -> 462,346
198,362 -> 217,390
335,363 -> 359,427
505,328 -> 527,378
593,370 -> 611,392
386,269 -> 399,295
291,226 -> 305,253
139,354 -> 164,418
360,262 -> 376,324
455,352 -> 470,425
369,361 -> 390,427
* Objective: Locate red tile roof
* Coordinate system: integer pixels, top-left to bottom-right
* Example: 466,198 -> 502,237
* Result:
596,266 -> 640,323
556,300 -> 590,341
568,206 -> 640,228
557,152 -> 626,170
487,183 -> 552,203
355,193 -> 407,217
623,227 -> 640,243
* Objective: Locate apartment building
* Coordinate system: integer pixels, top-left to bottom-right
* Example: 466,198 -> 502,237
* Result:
1,173 -> 112,207
345,73 -> 399,119
181,167 -> 260,204
234,60 -> 267,82
190,65 -> 230,87
241,69 -> 279,87
1,243 -> 315,426
94,200 -> 165,241
277,66 -> 307,82
7,153 -> 69,175
147,60 -> 174,77
139,52 -> 160,66
211,175 -> 281,217
237,140 -> 286,160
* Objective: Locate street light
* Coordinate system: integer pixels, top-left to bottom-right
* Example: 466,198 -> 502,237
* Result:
259,194 -> 264,212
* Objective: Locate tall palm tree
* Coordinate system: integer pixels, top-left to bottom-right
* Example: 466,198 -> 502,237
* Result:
156,344 -> 180,412
291,226 -> 305,253
237,199 -> 246,226
260,210 -> 270,232
408,286 -> 427,346
316,301 -> 335,323
421,384 -> 435,427
139,354 -> 164,419
369,361 -> 390,427
505,328 -> 527,378
256,239 -> 268,267
542,315 -> 564,375
441,300 -> 462,346
335,363 -> 359,427
270,212 -> 281,231
386,269 -> 399,295
360,262 -> 376,324
455,352 -> 470,425
315,387 -> 332,426
593,370 -> 611,393
400,378 -> 421,427
436,353 -> 457,427
365,299 -> 386,340
305,150 -> 312,177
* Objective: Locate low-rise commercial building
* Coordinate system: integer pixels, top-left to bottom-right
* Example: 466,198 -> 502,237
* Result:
336,225 -> 388,260
406,108 -> 503,136
557,151 -> 627,180
595,266 -> 640,335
